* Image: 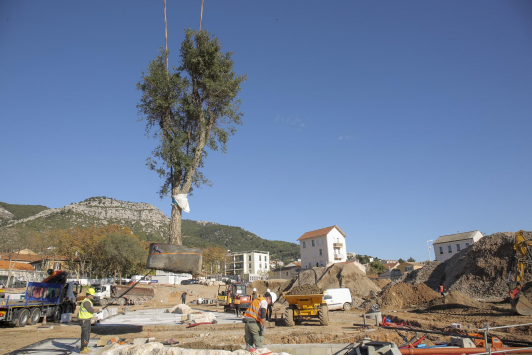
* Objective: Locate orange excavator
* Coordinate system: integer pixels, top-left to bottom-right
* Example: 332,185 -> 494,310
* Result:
507,230 -> 532,315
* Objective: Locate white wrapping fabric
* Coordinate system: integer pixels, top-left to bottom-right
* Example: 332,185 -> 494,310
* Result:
172,194 -> 190,213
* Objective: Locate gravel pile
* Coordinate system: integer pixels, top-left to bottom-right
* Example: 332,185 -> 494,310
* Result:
396,232 -> 532,300
288,285 -> 323,295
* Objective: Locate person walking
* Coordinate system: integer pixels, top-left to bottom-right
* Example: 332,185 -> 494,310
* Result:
243,292 -> 273,352
439,284 -> 444,297
181,291 -> 188,304
78,287 -> 100,354
252,288 -> 258,301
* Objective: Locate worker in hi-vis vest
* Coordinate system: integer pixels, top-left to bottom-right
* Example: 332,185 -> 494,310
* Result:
242,292 -> 273,352
78,287 -> 100,354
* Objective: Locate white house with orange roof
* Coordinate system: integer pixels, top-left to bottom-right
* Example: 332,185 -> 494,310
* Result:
298,225 -> 348,269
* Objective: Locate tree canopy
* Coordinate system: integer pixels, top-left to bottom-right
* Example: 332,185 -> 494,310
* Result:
137,29 -> 246,245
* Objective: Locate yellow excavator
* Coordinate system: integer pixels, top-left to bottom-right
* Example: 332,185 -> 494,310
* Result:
508,230 -> 532,315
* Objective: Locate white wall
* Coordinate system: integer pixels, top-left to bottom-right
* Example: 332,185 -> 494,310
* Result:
434,231 -> 483,262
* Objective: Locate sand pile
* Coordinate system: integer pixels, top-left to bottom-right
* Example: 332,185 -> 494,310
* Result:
428,290 -> 484,309
397,232 -> 532,300
377,283 -> 440,309
288,285 -> 323,295
250,280 -> 285,295
277,262 -> 381,301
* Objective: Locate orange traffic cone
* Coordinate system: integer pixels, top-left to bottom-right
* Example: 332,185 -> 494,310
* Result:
39,314 -> 51,329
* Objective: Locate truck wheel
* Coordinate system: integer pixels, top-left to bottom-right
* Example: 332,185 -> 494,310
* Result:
343,302 -> 352,311
17,309 -> 30,328
100,298 -> 108,307
318,305 -> 329,326
28,308 -> 41,325
284,307 -> 295,327
52,306 -> 62,322
118,297 -> 126,306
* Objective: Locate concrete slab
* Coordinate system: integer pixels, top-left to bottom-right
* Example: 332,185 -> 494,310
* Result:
97,308 -> 244,327
5,338 -> 99,355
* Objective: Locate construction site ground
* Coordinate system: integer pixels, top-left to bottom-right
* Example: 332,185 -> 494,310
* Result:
2,284 -> 532,355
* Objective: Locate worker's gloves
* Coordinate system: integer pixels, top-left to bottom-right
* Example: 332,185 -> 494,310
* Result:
260,324 -> 266,334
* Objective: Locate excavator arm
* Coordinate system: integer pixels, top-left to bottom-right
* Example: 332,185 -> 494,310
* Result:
508,230 -> 532,315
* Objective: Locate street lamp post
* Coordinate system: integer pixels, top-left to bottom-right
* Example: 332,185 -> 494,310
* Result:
426,240 -> 434,261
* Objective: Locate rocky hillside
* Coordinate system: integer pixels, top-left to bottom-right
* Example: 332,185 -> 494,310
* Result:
2,197 -> 300,262
0,202 -> 49,226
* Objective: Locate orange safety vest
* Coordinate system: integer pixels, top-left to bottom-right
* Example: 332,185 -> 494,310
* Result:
439,285 -> 444,293
244,298 -> 263,322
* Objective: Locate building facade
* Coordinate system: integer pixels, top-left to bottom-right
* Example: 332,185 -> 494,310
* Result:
227,250 -> 270,276
298,225 -> 348,269
433,230 -> 483,262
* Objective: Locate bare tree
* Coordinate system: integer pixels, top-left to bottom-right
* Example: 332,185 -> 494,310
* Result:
0,228 -> 31,287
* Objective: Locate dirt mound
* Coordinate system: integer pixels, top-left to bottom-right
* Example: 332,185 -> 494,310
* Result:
373,278 -> 391,288
250,280 -> 285,295
378,283 -> 440,309
278,262 -> 381,302
288,285 -> 323,295
397,232 -> 532,300
428,290 -> 484,309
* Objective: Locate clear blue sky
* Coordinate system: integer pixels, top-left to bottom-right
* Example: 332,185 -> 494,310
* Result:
1,1 -> 531,262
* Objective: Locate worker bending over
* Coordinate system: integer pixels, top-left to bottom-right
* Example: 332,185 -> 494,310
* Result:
243,292 -> 273,352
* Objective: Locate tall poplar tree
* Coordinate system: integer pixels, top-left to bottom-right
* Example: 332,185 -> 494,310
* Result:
137,29 -> 246,245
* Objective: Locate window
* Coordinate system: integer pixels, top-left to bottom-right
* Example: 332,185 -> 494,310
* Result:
302,241 -> 307,248
249,263 -> 251,269
318,238 -> 322,246
406,266 -> 413,271
456,244 -> 461,251
465,243 -> 470,247
286,272 -> 288,276
319,249 -> 323,256
265,256 -> 268,263
439,247 -> 443,254
311,239 -> 315,247
249,256 -> 251,261
448,245 -> 452,253
259,255 -> 262,261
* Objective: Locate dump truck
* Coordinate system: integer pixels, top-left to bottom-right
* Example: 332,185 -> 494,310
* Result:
282,269 -> 329,326
92,283 -> 154,306
0,270 -> 79,327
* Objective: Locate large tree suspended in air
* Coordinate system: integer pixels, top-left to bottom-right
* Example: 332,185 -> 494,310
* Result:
137,29 -> 246,245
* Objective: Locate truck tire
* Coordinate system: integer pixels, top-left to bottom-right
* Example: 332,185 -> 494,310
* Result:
318,305 -> 329,326
17,309 -> 30,328
343,302 -> 352,311
284,307 -> 295,327
52,306 -> 62,322
100,298 -> 108,307
28,308 -> 41,325
118,297 -> 126,306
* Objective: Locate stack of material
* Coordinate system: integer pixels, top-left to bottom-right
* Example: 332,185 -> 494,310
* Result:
101,342 -> 290,355
165,304 -> 193,314
397,232 -> 532,300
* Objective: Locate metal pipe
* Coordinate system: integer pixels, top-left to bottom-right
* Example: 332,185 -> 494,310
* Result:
478,322 -> 532,331
400,347 -> 532,355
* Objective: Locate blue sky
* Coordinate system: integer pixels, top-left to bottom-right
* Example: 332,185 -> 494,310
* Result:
1,1 -> 531,262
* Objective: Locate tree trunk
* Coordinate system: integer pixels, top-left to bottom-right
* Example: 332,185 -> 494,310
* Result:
169,195 -> 183,245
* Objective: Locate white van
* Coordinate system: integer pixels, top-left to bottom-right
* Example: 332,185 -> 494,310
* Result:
324,288 -> 353,311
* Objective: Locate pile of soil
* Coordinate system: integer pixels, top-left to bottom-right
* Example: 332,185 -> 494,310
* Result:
377,283 -> 440,309
373,278 -> 391,288
250,280 -> 285,295
288,285 -> 323,295
397,232 -> 532,300
428,290 -> 484,309
277,262 -> 381,302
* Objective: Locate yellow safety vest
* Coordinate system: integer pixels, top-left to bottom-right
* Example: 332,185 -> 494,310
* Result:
244,298 -> 263,322
78,298 -> 94,320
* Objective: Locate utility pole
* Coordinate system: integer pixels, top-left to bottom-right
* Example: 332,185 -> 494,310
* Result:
427,240 -> 434,261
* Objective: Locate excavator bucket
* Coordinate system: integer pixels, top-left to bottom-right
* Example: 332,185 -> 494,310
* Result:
146,243 -> 203,275
512,294 -> 532,316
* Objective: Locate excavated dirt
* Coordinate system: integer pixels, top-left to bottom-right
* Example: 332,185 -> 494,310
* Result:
396,232 -> 532,300
250,280 -> 285,295
277,262 -> 381,302
428,290 -> 484,310
288,285 -> 323,295
377,283 -> 440,310
373,278 -> 391,289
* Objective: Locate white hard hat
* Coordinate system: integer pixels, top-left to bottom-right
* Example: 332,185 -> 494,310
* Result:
253,288 -> 257,292
266,288 -> 271,292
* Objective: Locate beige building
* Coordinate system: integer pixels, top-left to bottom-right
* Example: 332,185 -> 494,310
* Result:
433,230 -> 483,262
